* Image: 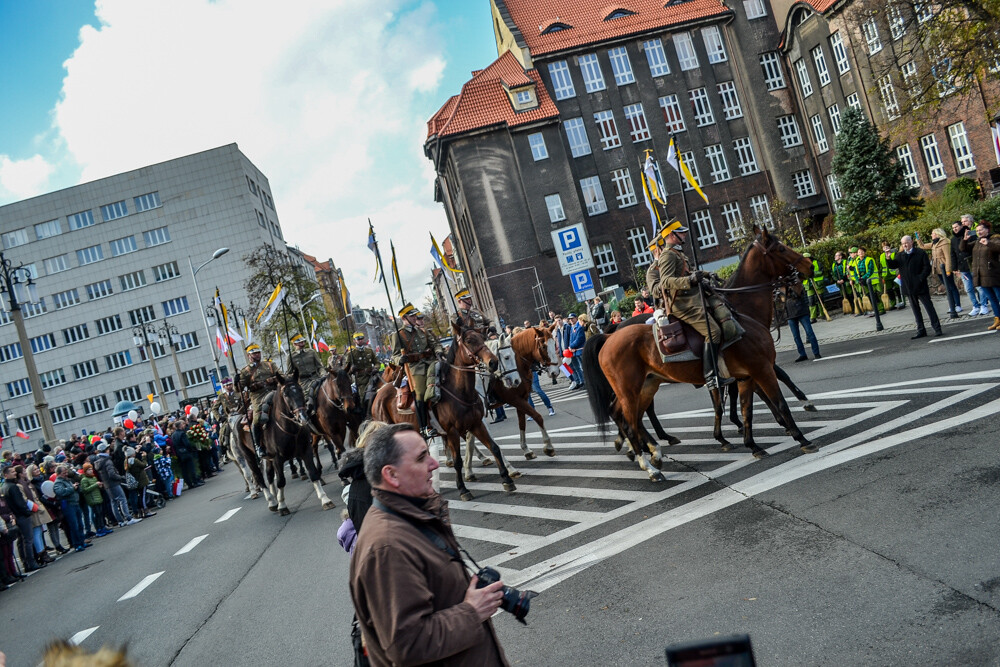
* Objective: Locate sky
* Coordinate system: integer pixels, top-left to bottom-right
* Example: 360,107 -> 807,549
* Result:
0,0 -> 499,313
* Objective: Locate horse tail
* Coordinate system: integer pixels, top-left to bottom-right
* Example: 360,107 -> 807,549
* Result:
582,333 -> 614,435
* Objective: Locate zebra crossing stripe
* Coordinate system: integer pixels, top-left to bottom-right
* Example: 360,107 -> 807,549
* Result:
452,524 -> 541,548
449,500 -> 604,523
460,481 -> 647,501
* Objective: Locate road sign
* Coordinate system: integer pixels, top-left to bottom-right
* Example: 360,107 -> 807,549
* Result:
570,270 -> 594,293
575,289 -> 596,302
551,223 -> 594,276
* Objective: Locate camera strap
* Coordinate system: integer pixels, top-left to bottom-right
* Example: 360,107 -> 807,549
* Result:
372,497 -> 461,562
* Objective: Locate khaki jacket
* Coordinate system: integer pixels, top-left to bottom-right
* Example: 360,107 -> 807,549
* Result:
451,308 -> 491,335
345,345 -> 379,382
288,347 -> 324,380
238,360 -> 281,402
657,244 -> 702,322
390,326 -> 440,376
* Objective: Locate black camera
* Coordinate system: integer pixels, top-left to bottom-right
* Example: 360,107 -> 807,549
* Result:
475,567 -> 538,625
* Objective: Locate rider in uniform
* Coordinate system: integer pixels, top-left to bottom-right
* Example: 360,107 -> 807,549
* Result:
645,222 -> 671,311
288,333 -> 325,415
390,303 -> 442,439
238,343 -> 282,459
344,332 -> 379,415
451,289 -> 491,335
211,377 -> 242,461
656,220 -> 741,389
325,344 -> 344,371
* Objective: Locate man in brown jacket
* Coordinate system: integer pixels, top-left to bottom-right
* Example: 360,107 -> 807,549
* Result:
350,423 -> 509,666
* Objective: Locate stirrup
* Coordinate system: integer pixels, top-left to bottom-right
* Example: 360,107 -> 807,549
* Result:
421,426 -> 440,439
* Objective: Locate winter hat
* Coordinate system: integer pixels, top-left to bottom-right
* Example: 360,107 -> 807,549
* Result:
97,443 -> 109,452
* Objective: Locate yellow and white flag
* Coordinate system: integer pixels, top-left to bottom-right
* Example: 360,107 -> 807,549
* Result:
666,137 -> 709,205
256,283 -> 286,324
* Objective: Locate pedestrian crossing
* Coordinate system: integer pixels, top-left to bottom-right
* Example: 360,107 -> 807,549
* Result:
435,370 -> 1000,595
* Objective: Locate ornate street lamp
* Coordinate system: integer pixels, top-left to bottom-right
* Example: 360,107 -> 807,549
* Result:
187,248 -> 229,388
132,322 -> 167,412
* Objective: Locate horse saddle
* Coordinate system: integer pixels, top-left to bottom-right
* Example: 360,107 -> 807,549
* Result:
260,391 -> 274,427
395,385 -> 415,414
653,316 -> 703,363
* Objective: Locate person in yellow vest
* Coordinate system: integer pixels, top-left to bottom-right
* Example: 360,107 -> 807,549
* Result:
801,252 -> 825,322
855,247 -> 884,323
847,246 -> 862,317
880,241 -> 905,309
238,344 -> 282,459
390,303 -> 443,438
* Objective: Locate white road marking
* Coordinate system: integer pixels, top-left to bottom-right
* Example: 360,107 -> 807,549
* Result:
69,627 -> 99,645
460,481 -> 646,501
118,572 -> 165,601
174,534 -> 209,555
452,524 -> 540,547
929,330 -> 996,343
812,350 -> 873,361
215,507 -> 242,523
448,500 -> 603,523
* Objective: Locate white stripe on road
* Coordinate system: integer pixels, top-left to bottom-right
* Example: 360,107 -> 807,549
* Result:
929,330 -> 996,343
174,534 -> 209,555
448,500 -> 603,524
215,507 -> 242,523
452,524 -> 540,548
812,350 -> 873,361
118,572 -> 165,601
460,481 -> 646,501
69,627 -> 99,645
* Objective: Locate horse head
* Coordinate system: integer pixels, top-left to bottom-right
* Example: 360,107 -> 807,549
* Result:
456,329 -> 497,373
333,366 -> 356,412
494,340 -> 521,389
536,327 -> 560,366
749,226 -> 813,284
279,374 -> 310,428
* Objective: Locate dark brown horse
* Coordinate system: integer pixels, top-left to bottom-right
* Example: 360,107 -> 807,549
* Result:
310,366 -> 360,470
584,227 -> 817,481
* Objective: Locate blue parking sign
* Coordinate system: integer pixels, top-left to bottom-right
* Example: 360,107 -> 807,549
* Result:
570,270 -> 594,293
558,228 -> 582,252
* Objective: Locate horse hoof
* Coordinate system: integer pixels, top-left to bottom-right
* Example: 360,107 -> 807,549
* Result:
480,458 -> 494,467
523,451 -> 536,460
785,429 -> 792,436
464,473 -> 478,482
803,402 -> 818,412
268,505 -> 278,512
752,449 -> 769,459
718,439 -> 733,452
322,501 -> 335,510
800,443 -> 818,454
502,482 -> 517,493
649,471 -> 665,483
250,492 -> 260,500
446,459 -> 454,468
460,491 -> 475,502
613,437 -> 623,452
543,444 -> 555,457
279,508 -> 291,516
651,455 -> 663,470
666,435 -> 681,446
625,449 -> 635,461
508,470 -> 522,480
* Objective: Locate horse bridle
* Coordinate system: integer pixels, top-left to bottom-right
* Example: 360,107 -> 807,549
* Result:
273,383 -> 309,436
440,332 -> 494,378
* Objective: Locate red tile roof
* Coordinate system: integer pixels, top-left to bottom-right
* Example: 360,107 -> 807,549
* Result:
802,0 -> 837,13
500,0 -> 730,56
426,51 -> 560,141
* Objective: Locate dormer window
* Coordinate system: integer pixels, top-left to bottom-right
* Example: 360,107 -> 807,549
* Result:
605,8 -> 636,20
665,0 -> 691,6
541,21 -> 572,34
516,90 -> 532,105
510,85 -> 538,111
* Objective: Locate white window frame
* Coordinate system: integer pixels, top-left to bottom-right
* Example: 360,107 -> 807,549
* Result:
611,168 -> 638,208
627,227 -> 654,266
34,219 -> 62,240
721,202 -> 743,241
705,144 -> 731,183
915,2 -> 933,22
515,90 -> 532,105
153,262 -> 179,282
82,395 -> 109,416
828,104 -> 842,135
528,133 -> 548,161
86,279 -> 113,301
95,314 -> 123,336
744,0 -> 767,19
593,243 -> 618,277
594,110 -> 621,149
792,170 -> 817,198
120,270 -> 147,291
863,19 -> 882,54
578,53 -> 607,93
30,333 -> 56,354
846,93 -> 862,110
50,404 -> 77,425
717,81 -> 743,120
830,32 -> 851,74
902,61 -> 919,97
44,254 -> 70,275
62,323 -> 90,345
896,144 -> 921,188
623,103 -> 651,142
760,52 -> 786,90
948,123 -> 976,173
2,228 -> 29,249
889,6 -> 905,40
39,369 -> 66,389
7,378 -> 31,399
689,88 -> 715,127
701,26 -> 727,64
129,306 -> 156,326
826,173 -> 843,210
659,95 -> 686,133
579,176 -> 608,216
795,59 -> 813,97
812,46 -> 831,86
73,360 -> 100,380
563,118 -> 592,158
643,39 -> 670,77
733,137 -> 760,175
100,200 -> 129,222
810,115 -> 829,153
143,226 -> 171,247
673,32 -> 699,71
184,367 -> 211,388
133,192 -> 161,212
548,61 -> 576,100
545,194 -> 566,223
777,115 -> 803,148
175,332 -> 199,352
691,210 -> 719,249
105,350 -> 133,371
162,296 -> 191,317
607,46 -> 635,85
52,288 -> 80,310
749,195 -> 774,229
17,414 -> 41,433
67,210 -> 95,230
110,235 -> 138,257
920,134 -> 947,181
878,76 -> 900,120
76,244 -> 104,265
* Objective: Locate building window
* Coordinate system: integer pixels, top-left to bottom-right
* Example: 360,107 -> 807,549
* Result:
792,170 -> 817,198
846,93 -> 861,110
174,332 -> 199,351
643,38 -> 670,76
114,386 -> 143,403
0,310 -> 8,326
95,314 -> 123,336
22,298 -> 46,318
627,227 -> 654,266
721,202 -> 743,241
134,192 -> 161,212
863,19 -> 882,54
901,61 -> 919,97
247,176 -> 258,195
528,133 -> 548,160
86,279 -> 113,301
67,210 -> 95,230
777,115 -> 802,148
105,350 -> 133,371
72,359 -> 100,380
0,342 -> 23,363
44,254 -> 70,275
153,376 -> 177,393
17,414 -> 41,433
545,194 -> 566,223
110,235 -> 138,257
812,46 -> 831,86
759,53 -> 786,90
794,59 -> 813,97
732,137 -> 759,175
701,26 -> 727,63
915,2 -> 933,22
578,53 -> 607,92
50,404 -> 76,425
680,152 -> 702,191
594,110 -> 622,149
138,341 -> 168,361
62,323 -> 90,345
920,134 -> 947,181
128,305 -> 157,326
896,144 -> 921,188
34,219 -> 62,240
889,6 -> 905,39
76,244 -> 104,266
717,81 -> 743,120
52,289 -> 80,311
689,88 -> 715,127
30,333 -> 56,354
579,176 -> 608,215
608,46 -> 635,85
673,32 -> 699,71
878,76 -> 900,119
548,61 -> 576,99
39,369 -> 66,389
810,115 -> 829,153
161,296 -> 190,317
120,270 -> 147,291
623,103 -> 651,142
659,95 -> 686,133
611,168 -> 637,207
2,228 -> 29,249
256,210 -> 266,228
830,32 -> 851,74
143,226 -> 171,247
593,243 -> 618,277
826,174 -> 843,209
691,210 -> 719,248
563,118 -> 593,158
152,262 -> 179,282
100,200 -> 129,222
81,395 -> 109,416
828,104 -> 842,134
744,0 -> 767,19
705,144 -> 731,183
515,90 -> 532,105
6,378 -> 31,399
749,195 -> 773,228
183,367 -> 211,388
947,122 -> 976,173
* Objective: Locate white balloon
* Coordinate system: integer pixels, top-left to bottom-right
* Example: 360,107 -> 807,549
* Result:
150,402 -> 161,415
128,409 -> 139,421
190,406 -> 200,418
40,480 -> 55,499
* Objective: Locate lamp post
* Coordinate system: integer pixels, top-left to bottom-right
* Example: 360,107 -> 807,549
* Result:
204,305 -> 223,384
187,248 -> 229,387
132,322 -> 167,412
0,390 -> 14,452
0,251 -> 57,445
298,292 -> 322,340
156,317 -> 189,401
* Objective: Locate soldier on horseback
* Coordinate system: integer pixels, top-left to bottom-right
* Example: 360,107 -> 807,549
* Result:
238,343 -> 282,459
451,289 -> 491,335
211,377 -> 242,460
344,332 -> 379,416
325,344 -> 344,371
656,220 -> 742,390
288,333 -> 324,415
390,303 -> 442,439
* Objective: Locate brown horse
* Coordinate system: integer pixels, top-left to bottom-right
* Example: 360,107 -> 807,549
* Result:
584,228 -> 817,481
373,328 -> 518,501
310,366 -> 360,470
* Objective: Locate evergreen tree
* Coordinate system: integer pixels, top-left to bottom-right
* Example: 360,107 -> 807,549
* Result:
832,108 -> 922,234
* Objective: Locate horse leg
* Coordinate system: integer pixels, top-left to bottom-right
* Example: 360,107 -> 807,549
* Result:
520,399 -> 555,457
463,433 -> 477,482
758,373 -> 817,453
274,456 -> 290,516
302,448 -> 335,510
710,386 -> 733,451
637,378 -> 663,469
465,432 -> 494,467
264,457 -> 278,511
739,380 -> 767,459
288,457 -> 300,479
623,420 -> 664,483
774,363 -> 816,412
645,402 -> 680,446
517,409 -> 535,460
448,432 -> 474,502
469,423 -> 517,493
728,384 -> 744,433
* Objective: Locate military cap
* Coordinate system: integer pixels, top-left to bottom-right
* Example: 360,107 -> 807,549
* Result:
455,289 -> 472,300
353,332 -> 365,340
246,343 -> 261,353
398,303 -> 416,317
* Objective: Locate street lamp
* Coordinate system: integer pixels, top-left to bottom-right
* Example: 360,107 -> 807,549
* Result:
187,248 -> 229,388
132,322 -> 167,412
155,317 -> 189,401
0,251 -> 57,445
297,291 -> 323,338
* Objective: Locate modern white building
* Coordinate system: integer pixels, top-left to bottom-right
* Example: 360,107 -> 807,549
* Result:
0,143 -> 287,448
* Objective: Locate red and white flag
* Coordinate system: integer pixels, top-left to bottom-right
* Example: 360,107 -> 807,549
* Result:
315,338 -> 330,352
15,429 -> 29,440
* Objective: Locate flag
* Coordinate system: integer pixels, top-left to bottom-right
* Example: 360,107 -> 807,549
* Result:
14,429 -> 29,440
256,283 -> 286,324
430,233 -> 463,274
315,337 -> 330,352
391,241 -> 404,300
244,320 -> 253,345
275,332 -> 282,355
226,325 -> 243,343
640,155 -> 665,233
213,289 -> 229,326
369,220 -> 383,284
310,318 -> 318,345
216,327 -> 229,355
643,154 -> 666,205
337,269 -> 352,315
992,123 -> 1000,165
667,137 -> 709,205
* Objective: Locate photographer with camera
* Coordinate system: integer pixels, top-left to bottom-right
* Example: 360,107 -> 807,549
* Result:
350,423 -> 512,666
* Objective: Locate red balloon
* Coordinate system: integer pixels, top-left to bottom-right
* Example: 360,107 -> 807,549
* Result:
184,405 -> 192,415
123,419 -> 134,429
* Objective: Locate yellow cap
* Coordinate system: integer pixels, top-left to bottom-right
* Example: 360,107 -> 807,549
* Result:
246,343 -> 261,353
353,332 -> 365,340
455,289 -> 471,300
398,303 -> 416,317
290,334 -> 305,344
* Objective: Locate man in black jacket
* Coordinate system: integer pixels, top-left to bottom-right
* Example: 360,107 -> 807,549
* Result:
887,235 -> 942,339
170,420 -> 203,488
1,466 -> 41,571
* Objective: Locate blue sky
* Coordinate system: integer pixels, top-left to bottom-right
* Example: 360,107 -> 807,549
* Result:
0,0 -> 500,310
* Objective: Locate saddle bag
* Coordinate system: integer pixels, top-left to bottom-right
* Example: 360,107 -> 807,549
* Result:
656,318 -> 688,356
396,385 -> 415,414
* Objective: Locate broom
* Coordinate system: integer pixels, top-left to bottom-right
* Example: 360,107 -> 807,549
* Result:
840,271 -> 852,314
879,264 -> 892,312
850,281 -> 863,314
861,279 -> 874,313
809,278 -> 832,321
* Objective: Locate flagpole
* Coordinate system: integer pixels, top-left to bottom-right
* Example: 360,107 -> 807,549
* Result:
228,301 -> 249,370
670,134 -> 699,270
391,240 -> 406,305
430,233 -> 460,323
370,220 -> 403,345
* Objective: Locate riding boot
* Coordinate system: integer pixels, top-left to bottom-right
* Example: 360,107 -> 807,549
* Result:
702,342 -> 735,391
252,423 -> 266,460
415,400 -> 439,439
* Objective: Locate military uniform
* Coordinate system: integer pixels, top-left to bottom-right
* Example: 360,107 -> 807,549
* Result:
325,349 -> 344,371
238,348 -> 282,457
391,303 -> 442,435
288,339 -> 325,412
344,343 -> 379,403
451,307 -> 491,336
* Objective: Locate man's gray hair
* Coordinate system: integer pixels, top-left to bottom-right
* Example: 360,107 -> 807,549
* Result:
962,213 -> 974,223
363,422 -> 419,487
902,235 -> 913,243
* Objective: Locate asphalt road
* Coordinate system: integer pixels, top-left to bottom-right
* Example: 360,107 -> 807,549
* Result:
2,318 -> 998,666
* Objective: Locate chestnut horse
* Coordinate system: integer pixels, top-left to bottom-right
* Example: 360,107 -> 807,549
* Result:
310,366 -> 360,470
584,228 -> 817,481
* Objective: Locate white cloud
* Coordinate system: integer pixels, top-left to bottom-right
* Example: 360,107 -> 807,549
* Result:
51,0 -> 452,308
0,154 -> 56,201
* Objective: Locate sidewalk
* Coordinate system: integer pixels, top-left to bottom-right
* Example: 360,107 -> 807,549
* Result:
773,293 -> 996,351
